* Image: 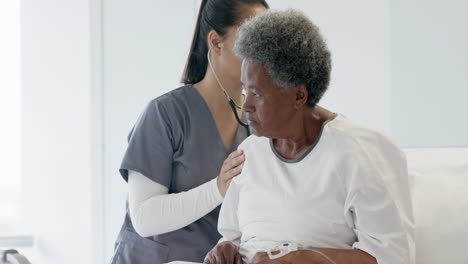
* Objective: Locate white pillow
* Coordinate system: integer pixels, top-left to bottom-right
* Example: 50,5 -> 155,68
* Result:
404,148 -> 468,264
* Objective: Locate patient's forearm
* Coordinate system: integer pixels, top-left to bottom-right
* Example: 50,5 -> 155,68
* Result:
285,248 -> 376,264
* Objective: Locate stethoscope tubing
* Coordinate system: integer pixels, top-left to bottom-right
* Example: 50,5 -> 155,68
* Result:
207,46 -> 251,136
228,99 -> 250,136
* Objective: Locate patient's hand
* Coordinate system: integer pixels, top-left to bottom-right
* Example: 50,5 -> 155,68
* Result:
204,241 -> 242,264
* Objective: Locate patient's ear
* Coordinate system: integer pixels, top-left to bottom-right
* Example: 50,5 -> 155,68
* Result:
294,84 -> 308,109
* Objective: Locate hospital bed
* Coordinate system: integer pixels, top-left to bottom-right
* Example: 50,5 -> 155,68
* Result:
0,249 -> 31,264
405,148 -> 468,263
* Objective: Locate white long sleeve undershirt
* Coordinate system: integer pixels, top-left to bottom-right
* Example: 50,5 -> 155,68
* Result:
127,170 -> 223,237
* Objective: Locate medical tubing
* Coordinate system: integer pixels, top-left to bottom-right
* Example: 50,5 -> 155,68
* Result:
265,242 -> 337,264
303,248 -> 337,264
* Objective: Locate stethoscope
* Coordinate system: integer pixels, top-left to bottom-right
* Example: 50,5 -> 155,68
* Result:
207,45 -> 251,136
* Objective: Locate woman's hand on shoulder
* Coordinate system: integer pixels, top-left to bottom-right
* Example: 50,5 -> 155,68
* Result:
217,150 -> 245,197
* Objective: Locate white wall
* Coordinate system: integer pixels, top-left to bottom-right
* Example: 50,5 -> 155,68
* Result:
20,1 -> 96,264
100,0 -> 393,260
390,0 -> 468,147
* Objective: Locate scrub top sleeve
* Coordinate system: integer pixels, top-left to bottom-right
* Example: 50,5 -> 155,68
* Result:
119,99 -> 174,188
344,139 -> 414,264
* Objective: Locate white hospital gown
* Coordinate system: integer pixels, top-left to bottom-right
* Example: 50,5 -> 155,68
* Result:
217,114 -> 415,264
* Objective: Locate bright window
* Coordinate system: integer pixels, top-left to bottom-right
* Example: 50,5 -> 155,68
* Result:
0,0 -> 22,234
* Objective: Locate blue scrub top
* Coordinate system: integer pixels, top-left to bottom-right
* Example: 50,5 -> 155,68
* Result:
111,85 -> 248,264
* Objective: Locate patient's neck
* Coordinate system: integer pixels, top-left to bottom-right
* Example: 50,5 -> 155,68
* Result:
273,106 -> 334,160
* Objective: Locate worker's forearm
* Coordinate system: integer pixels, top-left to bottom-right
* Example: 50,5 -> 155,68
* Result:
128,171 -> 223,237
285,248 -> 377,264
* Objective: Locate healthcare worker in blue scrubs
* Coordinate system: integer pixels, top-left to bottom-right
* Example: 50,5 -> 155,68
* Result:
110,1 -> 269,263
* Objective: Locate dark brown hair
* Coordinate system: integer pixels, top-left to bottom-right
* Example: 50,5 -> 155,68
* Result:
181,0 -> 269,84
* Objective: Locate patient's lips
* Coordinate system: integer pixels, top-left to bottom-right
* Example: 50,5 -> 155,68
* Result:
246,114 -> 256,123
247,119 -> 257,126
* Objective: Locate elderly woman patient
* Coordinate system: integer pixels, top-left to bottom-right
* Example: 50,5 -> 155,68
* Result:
204,9 -> 414,264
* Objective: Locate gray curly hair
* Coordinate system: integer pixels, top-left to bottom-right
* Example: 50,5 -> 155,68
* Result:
234,9 -> 331,107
